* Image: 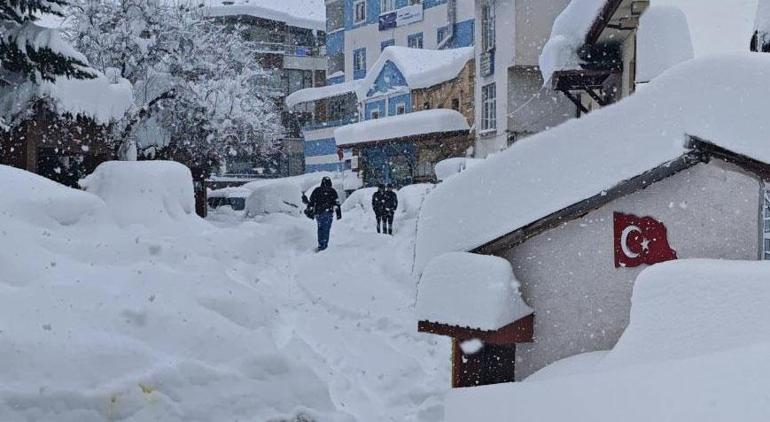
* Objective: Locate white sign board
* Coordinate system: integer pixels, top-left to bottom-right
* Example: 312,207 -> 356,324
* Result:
397,4 -> 423,27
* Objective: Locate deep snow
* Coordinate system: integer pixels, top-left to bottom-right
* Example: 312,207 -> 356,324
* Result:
0,165 -> 449,421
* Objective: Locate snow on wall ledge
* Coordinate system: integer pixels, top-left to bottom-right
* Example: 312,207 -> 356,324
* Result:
334,109 -> 470,146
416,252 -> 533,331
80,161 -> 198,228
539,0 -> 607,83
203,0 -> 326,31
445,259 -> 770,421
415,54 -> 770,272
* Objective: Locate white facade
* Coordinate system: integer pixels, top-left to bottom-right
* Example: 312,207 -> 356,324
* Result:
473,0 -> 571,157
500,160 -> 764,379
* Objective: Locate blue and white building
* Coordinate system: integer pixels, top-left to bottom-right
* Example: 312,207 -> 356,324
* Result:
288,0 -> 476,174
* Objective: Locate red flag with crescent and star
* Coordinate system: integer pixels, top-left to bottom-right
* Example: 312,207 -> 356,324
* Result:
614,212 -> 678,268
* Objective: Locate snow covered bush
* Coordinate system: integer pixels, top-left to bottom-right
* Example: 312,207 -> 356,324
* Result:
79,160 -> 198,227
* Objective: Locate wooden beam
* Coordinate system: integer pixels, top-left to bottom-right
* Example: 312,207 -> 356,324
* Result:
418,314 -> 535,345
560,90 -> 590,115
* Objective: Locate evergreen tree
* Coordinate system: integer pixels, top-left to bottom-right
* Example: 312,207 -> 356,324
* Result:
0,0 -> 94,84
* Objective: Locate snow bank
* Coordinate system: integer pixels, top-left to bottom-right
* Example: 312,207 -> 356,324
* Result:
636,5 -> 694,83
203,0 -> 325,30
242,171 -> 336,194
342,187 -> 378,213
80,161 -> 197,227
286,80 -> 360,108
416,54 -> 770,271
416,253 -> 532,331
434,157 -> 482,181
539,0 -> 607,83
445,259 -> 770,421
245,181 -> 303,217
0,165 -> 108,228
335,109 -> 470,147
397,184 -> 433,219
356,46 -> 474,99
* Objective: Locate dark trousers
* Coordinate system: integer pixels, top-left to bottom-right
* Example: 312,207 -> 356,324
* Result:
376,213 -> 394,234
316,211 -> 334,250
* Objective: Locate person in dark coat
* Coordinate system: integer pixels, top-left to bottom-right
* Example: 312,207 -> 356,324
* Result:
307,177 -> 342,251
372,184 -> 388,234
382,183 -> 398,235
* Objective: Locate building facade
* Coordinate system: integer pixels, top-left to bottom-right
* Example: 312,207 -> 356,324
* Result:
325,0 -> 475,85
473,0 -> 574,157
207,2 -> 329,176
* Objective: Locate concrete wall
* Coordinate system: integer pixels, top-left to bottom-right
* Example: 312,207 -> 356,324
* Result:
507,66 -> 575,141
498,160 -> 763,380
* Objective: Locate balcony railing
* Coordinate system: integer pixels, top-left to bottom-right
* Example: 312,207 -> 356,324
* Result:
253,42 -> 326,57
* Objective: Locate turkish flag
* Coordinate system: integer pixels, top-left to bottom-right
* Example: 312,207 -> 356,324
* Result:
614,212 -> 678,268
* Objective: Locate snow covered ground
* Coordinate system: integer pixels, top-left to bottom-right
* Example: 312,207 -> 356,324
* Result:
0,164 -> 449,421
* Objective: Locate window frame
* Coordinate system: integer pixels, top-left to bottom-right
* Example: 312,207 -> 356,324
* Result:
395,102 -> 407,115
353,48 -> 366,72
481,82 -> 497,131
370,109 -> 381,120
408,32 -> 424,49
481,0 -> 496,53
380,0 -> 395,13
354,0 -> 367,23
760,187 -> 770,260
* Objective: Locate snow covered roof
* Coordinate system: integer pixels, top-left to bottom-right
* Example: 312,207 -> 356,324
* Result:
202,0 -> 325,31
285,80 -> 360,109
356,46 -> 474,99
636,5 -> 694,83
415,54 -> 770,271
539,0 -> 610,82
445,259 -> 770,421
334,109 -> 470,147
0,72 -> 133,125
416,252 -> 533,331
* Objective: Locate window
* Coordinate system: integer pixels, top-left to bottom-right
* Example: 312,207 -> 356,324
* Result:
380,0 -> 395,13
481,0 -> 496,52
395,103 -> 406,115
327,1 -> 344,32
370,109 -> 381,119
408,33 -> 423,49
353,48 -> 366,79
762,189 -> 770,260
423,101 -> 431,110
481,83 -> 496,131
354,0 -> 366,23
451,98 -> 460,111
437,26 -> 449,45
381,39 -> 395,51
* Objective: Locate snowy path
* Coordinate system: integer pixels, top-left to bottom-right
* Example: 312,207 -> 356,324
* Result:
0,168 -> 449,421
212,208 -> 451,421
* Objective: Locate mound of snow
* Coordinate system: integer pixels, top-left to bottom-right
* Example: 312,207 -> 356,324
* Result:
416,252 -> 532,331
341,187 -> 378,213
397,184 -> 433,219
446,259 -> 770,422
80,161 -> 197,227
245,181 -> 303,217
242,172 -> 336,194
434,157 -> 482,181
0,164 -> 108,227
636,5 -> 694,83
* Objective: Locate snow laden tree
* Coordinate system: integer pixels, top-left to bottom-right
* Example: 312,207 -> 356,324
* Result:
0,0 -> 95,129
66,0 -> 281,174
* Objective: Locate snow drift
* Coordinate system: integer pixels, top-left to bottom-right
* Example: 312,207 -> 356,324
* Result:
445,259 -> 770,422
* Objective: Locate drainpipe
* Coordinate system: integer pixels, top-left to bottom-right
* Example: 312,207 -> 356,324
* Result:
437,0 -> 457,49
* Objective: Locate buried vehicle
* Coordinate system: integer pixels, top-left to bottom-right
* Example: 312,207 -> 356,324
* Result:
245,182 -> 303,217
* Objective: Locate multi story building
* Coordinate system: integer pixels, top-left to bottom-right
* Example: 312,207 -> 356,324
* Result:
288,0 -> 476,175
473,0 -> 575,157
206,0 -> 329,176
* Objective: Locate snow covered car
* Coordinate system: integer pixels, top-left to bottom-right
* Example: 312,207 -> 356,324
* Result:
208,187 -> 251,212
245,181 -> 303,217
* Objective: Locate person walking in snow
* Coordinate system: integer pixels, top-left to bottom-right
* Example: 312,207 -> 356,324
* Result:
382,184 -> 398,235
308,176 -> 342,251
372,184 -> 388,234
